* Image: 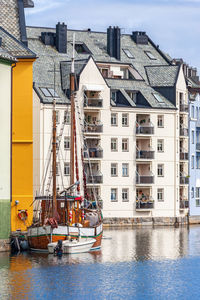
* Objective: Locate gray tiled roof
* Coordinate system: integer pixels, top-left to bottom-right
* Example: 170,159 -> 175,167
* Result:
0,26 -> 36,58
0,47 -> 16,62
145,65 -> 180,87
26,26 -> 177,109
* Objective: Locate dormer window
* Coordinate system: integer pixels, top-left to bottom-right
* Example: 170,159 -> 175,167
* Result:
111,91 -> 117,102
145,51 -> 156,60
74,43 -> 91,54
153,93 -> 164,103
40,87 -> 59,98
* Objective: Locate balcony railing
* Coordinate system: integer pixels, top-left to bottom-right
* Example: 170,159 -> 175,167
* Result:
84,123 -> 103,133
136,125 -> 154,135
180,152 -> 188,160
180,199 -> 189,209
136,150 -> 155,159
136,173 -> 154,184
196,143 -> 200,151
180,104 -> 189,113
180,128 -> 188,137
84,98 -> 103,108
136,198 -> 154,209
84,148 -> 103,159
87,174 -> 103,184
180,176 -> 189,185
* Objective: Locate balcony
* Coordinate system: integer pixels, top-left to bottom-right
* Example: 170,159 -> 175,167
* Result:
180,174 -> 189,185
136,197 -> 154,210
84,123 -> 103,133
136,173 -> 154,184
136,150 -> 155,160
87,174 -> 103,184
196,143 -> 200,151
84,147 -> 103,159
136,124 -> 154,135
180,128 -> 188,137
180,104 -> 189,113
180,199 -> 189,209
84,98 -> 103,108
180,152 -> 188,161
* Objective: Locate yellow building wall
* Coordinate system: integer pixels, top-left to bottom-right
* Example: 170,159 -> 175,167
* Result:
11,58 -> 35,231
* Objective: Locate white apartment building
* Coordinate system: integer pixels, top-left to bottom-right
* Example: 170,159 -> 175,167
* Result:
29,24 -> 189,223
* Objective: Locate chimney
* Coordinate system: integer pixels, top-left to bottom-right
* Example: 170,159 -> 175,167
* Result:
56,22 -> 67,53
107,26 -> 121,60
132,31 -> 148,45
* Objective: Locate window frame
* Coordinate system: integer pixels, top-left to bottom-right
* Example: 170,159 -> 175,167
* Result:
111,138 -> 118,152
122,138 -> 129,152
64,162 -> 70,176
122,188 -> 129,202
64,136 -> 70,150
111,163 -> 118,177
157,139 -> 164,152
157,188 -> 164,202
111,188 -> 118,202
122,113 -> 129,127
122,163 -> 129,177
111,113 -> 118,126
157,164 -> 164,177
157,115 -> 164,128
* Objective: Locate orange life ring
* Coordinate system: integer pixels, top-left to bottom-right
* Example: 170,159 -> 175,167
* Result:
18,210 -> 28,221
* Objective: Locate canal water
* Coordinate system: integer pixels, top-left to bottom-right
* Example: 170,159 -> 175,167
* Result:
1,226 -> 200,299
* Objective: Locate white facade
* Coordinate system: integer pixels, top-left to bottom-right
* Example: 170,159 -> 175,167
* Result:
33,58 -> 188,219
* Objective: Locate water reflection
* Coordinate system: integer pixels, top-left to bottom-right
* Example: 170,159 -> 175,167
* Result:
1,226 -> 200,299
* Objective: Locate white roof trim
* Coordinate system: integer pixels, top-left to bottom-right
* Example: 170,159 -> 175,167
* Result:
83,84 -> 104,91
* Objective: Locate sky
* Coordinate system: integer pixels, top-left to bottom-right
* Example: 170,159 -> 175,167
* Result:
25,0 -> 200,72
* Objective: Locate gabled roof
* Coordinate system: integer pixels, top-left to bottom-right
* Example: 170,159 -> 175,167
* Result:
0,26 -> 36,58
145,65 -> 180,87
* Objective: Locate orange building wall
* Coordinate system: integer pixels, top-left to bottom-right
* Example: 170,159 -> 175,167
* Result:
11,58 -> 35,231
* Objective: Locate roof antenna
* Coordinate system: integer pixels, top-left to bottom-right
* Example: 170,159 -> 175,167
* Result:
71,33 -> 75,73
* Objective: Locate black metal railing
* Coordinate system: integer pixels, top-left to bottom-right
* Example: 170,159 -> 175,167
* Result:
84,148 -> 103,159
87,175 -> 103,184
180,152 -> 188,160
180,128 -> 188,136
180,176 -> 189,185
136,200 -> 154,209
136,175 -> 154,184
180,104 -> 189,113
136,150 -> 155,159
180,200 -> 189,209
84,124 -> 103,133
136,126 -> 154,135
84,98 -> 103,108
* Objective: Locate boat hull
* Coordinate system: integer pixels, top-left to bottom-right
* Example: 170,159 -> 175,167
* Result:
28,224 -> 103,251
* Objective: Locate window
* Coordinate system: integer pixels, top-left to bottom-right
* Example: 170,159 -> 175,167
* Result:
111,91 -> 117,102
111,138 -> 118,151
64,162 -> 70,176
157,115 -> 164,128
64,137 -> 70,150
123,49 -> 134,59
122,163 -> 129,177
197,107 -> 199,119
122,188 -> 129,202
192,130 -> 195,144
192,105 -> 195,118
157,164 -> 164,177
192,155 -> 195,169
122,113 -> 129,127
153,93 -> 164,103
111,188 -> 118,202
122,139 -> 129,151
56,111 -> 60,124
197,156 -> 200,169
111,113 -> 118,126
157,139 -> 164,152
101,68 -> 109,78
191,187 -> 194,198
56,163 -> 59,176
145,51 -> 156,60
126,91 -> 137,101
64,111 -> 70,124
196,187 -> 200,207
40,87 -> 59,98
157,188 -> 164,202
74,43 -> 90,54
111,163 -> 118,177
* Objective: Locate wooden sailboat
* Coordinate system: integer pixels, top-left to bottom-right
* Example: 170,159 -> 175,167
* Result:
27,36 -> 103,251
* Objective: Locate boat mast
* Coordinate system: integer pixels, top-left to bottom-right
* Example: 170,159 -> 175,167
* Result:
52,99 -> 57,216
70,34 -> 75,185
